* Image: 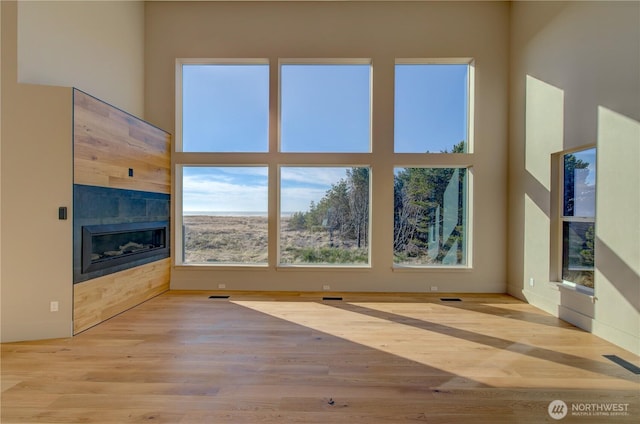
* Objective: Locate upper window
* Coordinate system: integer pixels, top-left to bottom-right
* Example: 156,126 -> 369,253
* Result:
561,148 -> 596,289
280,62 -> 371,153
181,62 -> 269,152
394,62 -> 470,153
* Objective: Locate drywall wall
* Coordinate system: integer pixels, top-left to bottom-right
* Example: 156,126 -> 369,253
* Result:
17,0 -> 145,117
145,1 -> 510,293
1,1 -> 73,342
508,1 -> 640,354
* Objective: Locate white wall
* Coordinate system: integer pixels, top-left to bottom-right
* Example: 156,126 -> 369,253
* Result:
18,0 -> 145,116
145,1 -> 510,293
508,1 -> 640,354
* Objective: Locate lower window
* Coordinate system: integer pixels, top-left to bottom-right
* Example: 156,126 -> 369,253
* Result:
394,167 -> 468,266
562,221 -> 595,288
280,166 -> 370,265
182,166 -> 268,265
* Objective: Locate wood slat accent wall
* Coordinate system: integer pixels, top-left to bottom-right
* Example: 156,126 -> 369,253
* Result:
73,89 -> 171,194
73,89 -> 171,334
73,258 -> 171,334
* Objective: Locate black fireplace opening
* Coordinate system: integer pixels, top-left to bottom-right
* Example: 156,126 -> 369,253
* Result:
82,221 -> 169,274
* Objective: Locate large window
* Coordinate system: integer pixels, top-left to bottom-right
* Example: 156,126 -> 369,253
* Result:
176,59 -> 472,269
394,167 -> 468,266
393,61 -> 471,267
561,148 -> 596,289
395,62 -> 470,153
182,166 -> 268,264
181,62 -> 269,152
280,166 -> 370,265
280,62 -> 371,153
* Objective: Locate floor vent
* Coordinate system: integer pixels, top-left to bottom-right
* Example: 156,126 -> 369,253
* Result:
603,355 -> 640,374
440,297 -> 462,302
209,295 -> 230,299
322,296 -> 343,301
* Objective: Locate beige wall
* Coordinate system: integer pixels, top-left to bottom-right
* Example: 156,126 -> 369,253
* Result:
18,0 -> 145,117
145,1 -> 510,293
1,0 -> 146,342
508,1 -> 640,354
1,1 -> 73,342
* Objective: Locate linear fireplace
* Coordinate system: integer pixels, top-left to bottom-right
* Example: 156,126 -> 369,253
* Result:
82,221 -> 168,274
73,184 -> 171,283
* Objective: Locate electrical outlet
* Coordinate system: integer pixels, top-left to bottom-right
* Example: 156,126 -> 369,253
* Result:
431,286 -> 438,291
50,301 -> 59,312
529,278 -> 535,287
323,285 -> 331,291
218,283 -> 226,289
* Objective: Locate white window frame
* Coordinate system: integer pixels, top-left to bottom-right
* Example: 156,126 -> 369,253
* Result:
174,57 -> 475,271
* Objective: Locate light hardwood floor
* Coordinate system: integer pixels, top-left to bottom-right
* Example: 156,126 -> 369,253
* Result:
2,291 -> 639,423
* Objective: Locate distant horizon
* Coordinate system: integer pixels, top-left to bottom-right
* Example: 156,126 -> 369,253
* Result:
184,210 -> 296,217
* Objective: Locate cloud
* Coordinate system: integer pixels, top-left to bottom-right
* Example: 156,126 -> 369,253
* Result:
183,172 -> 267,212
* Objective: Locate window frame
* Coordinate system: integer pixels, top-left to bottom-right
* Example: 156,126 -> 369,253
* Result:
174,57 -> 475,271
278,58 -> 373,153
175,58 -> 270,153
394,58 -> 474,154
556,146 -> 597,293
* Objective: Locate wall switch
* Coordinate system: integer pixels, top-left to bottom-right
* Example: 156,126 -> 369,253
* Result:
322,285 -> 331,291
218,283 -> 226,289
431,286 -> 438,291
50,301 -> 59,312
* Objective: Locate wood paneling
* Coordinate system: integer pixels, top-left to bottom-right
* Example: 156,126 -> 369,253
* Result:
4,291 -> 639,423
72,89 -> 171,334
73,258 -> 170,334
73,89 -> 171,194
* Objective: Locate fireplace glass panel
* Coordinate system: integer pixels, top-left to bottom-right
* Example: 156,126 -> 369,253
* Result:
82,222 -> 168,274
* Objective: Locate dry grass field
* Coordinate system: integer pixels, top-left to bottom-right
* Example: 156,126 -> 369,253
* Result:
183,215 -> 366,264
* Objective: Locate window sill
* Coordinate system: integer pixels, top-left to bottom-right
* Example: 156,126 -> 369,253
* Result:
392,265 -> 472,272
174,264 -> 268,271
553,281 -> 596,301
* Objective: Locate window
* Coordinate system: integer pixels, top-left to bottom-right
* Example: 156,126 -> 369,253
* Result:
394,167 -> 468,265
176,58 -> 472,270
395,62 -> 470,153
181,62 -> 269,152
561,148 -> 596,289
280,166 -> 370,265
392,60 -> 472,267
280,62 -> 371,153
182,166 -> 268,264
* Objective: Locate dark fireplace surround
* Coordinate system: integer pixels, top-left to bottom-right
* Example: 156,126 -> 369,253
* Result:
74,185 -> 170,283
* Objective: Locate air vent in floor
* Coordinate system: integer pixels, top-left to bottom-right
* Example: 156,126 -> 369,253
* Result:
603,354 -> 640,374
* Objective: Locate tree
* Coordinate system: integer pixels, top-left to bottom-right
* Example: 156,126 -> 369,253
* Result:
347,167 -> 369,248
563,154 -> 590,216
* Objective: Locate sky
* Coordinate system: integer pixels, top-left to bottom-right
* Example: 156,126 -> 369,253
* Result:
181,63 -> 469,213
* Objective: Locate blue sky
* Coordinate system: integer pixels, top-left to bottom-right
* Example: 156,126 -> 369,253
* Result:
182,62 -> 468,213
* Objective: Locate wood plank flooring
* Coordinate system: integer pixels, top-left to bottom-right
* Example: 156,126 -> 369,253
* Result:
2,291 -> 639,423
